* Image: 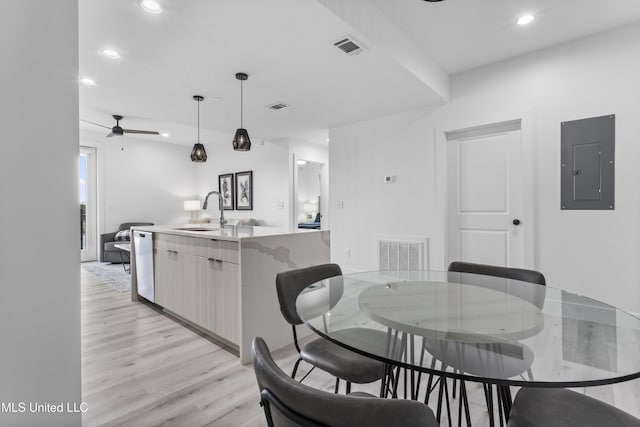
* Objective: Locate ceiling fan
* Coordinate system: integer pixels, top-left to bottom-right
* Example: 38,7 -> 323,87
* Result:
81,115 -> 160,137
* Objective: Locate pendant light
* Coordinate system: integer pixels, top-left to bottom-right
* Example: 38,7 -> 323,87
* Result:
190,95 -> 207,162
232,72 -> 251,151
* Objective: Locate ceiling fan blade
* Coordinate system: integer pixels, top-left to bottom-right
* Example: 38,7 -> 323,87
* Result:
80,119 -> 111,129
106,132 -> 115,138
123,129 -> 160,135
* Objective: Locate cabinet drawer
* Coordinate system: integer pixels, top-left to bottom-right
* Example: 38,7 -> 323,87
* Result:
154,233 -> 192,254
154,233 -> 239,264
154,233 -> 238,263
194,239 -> 239,264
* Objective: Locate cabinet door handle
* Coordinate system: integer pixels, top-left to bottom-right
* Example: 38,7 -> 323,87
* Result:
208,258 -> 221,263
167,249 -> 178,254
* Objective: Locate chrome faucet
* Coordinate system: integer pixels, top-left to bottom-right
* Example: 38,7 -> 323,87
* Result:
202,191 -> 227,227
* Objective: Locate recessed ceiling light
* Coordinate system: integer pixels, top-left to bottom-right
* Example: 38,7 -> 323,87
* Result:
99,49 -> 120,59
297,160 -> 307,166
517,14 -> 535,25
80,77 -> 96,86
140,0 -> 162,14
161,133 -> 170,138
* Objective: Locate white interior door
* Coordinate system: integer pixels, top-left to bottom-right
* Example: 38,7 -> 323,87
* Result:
447,122 -> 525,267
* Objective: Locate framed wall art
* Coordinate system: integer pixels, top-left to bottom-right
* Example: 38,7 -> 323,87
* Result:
218,173 -> 235,210
235,171 -> 253,210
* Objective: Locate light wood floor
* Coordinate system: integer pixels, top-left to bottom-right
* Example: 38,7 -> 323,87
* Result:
81,268 -> 640,426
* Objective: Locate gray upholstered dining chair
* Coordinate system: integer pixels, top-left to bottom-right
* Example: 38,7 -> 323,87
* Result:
252,337 -> 438,427
275,264 -> 395,394
508,388 -> 640,427
448,261 -> 546,285
424,261 -> 547,424
448,261 -> 546,308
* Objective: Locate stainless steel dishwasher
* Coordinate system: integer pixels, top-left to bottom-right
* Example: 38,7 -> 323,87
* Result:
133,230 -> 154,302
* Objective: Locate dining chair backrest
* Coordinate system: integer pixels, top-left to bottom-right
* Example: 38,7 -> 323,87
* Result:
252,337 -> 437,427
275,263 -> 342,326
448,261 -> 546,286
448,261 -> 546,309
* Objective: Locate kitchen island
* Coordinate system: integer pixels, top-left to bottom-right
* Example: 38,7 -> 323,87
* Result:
130,225 -> 330,363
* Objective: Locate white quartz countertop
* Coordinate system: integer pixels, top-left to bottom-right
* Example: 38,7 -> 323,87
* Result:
131,224 -> 321,242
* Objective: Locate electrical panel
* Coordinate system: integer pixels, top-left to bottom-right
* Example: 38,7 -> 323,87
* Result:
561,115 -> 615,210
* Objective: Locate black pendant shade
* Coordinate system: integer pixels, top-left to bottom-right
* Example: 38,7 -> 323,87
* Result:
190,143 -> 207,162
191,95 -> 207,162
233,128 -> 251,151
234,72 -> 251,151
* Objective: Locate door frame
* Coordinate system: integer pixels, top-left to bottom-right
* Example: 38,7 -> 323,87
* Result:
80,146 -> 98,262
290,153 -> 327,232
435,110 -> 535,269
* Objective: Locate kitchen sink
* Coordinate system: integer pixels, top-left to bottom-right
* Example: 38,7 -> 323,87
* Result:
172,227 -> 218,232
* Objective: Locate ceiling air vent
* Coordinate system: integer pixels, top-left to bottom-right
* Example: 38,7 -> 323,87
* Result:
266,102 -> 289,111
334,36 -> 366,56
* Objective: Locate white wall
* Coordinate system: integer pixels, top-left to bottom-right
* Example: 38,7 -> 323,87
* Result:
0,1 -> 81,426
330,23 -> 640,313
195,140 -> 290,228
330,107 -> 439,272
82,134 -> 199,233
289,142 -> 329,165
443,23 -> 640,314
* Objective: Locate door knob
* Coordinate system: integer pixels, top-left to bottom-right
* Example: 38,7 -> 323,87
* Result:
513,219 -> 521,226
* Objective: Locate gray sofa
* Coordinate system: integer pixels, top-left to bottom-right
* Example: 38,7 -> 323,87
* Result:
100,222 -> 154,263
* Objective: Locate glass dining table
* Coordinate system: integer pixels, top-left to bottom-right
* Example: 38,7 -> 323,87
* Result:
295,270 -> 640,426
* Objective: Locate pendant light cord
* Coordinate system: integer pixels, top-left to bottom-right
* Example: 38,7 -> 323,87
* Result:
240,80 -> 244,129
197,99 -> 200,143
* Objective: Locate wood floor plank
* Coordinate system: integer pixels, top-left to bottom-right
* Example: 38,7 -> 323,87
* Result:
81,267 -> 640,426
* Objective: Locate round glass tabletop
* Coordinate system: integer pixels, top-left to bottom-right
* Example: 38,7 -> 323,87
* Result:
295,270 -> 640,387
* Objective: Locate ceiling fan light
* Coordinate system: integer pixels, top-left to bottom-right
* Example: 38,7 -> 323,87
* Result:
190,143 -> 207,162
233,128 -> 251,151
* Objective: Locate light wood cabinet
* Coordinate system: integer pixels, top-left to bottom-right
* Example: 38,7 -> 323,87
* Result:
153,233 -> 240,346
194,257 -> 240,343
153,246 -> 174,310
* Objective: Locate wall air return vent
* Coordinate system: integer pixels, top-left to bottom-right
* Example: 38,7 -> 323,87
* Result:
266,102 -> 289,111
334,36 -> 366,56
376,236 -> 429,271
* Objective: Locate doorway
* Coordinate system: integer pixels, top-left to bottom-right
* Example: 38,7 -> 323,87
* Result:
293,159 -> 325,230
80,146 -> 97,262
446,120 -> 530,268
